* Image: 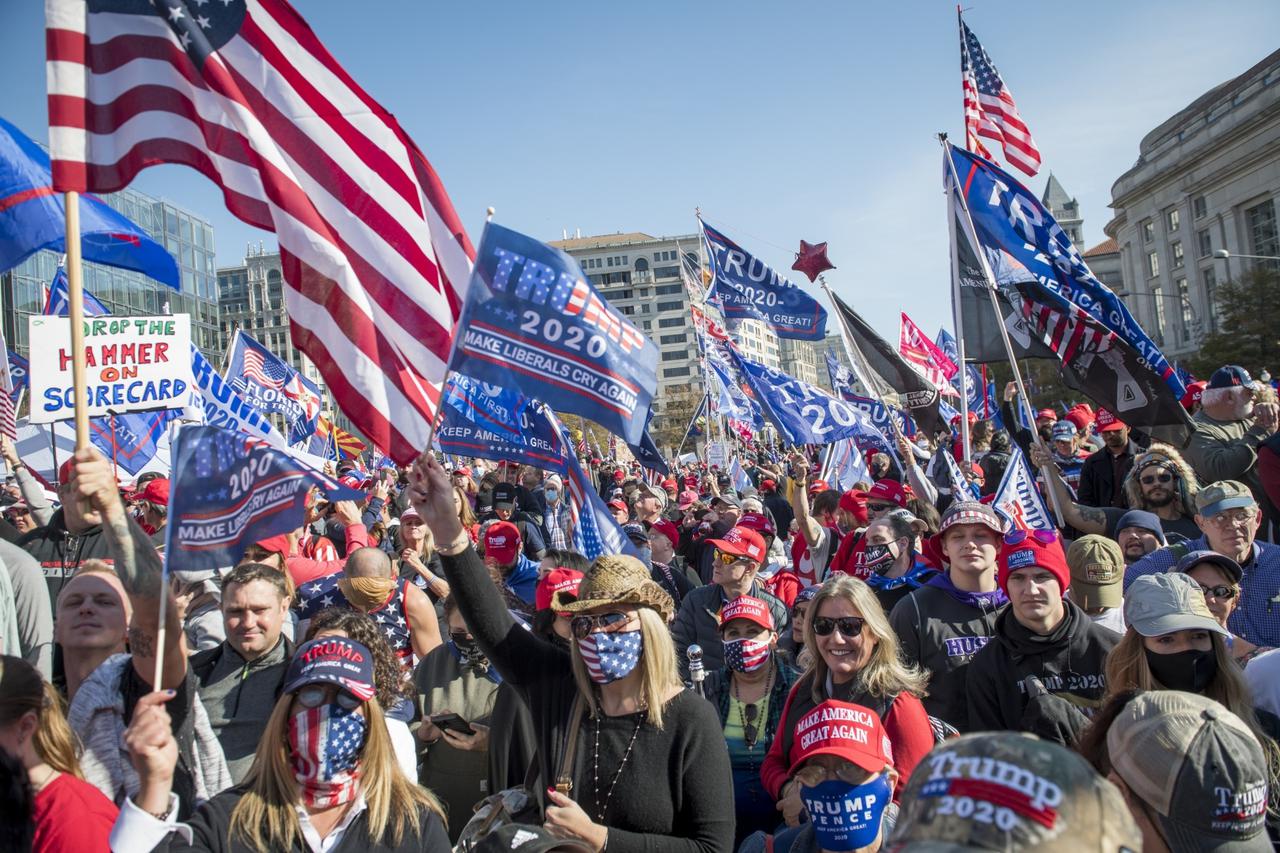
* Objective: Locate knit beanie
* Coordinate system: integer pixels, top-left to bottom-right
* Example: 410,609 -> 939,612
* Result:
997,533 -> 1071,597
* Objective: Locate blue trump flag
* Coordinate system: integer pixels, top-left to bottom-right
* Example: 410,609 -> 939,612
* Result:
45,267 -> 111,316
450,222 -> 658,446
948,145 -> 1183,399
189,346 -> 288,448
628,417 -> 669,476
992,447 -> 1054,532
701,220 -> 827,341
224,331 -> 322,444
0,116 -> 179,287
543,408 -> 638,559
6,350 -> 27,404
935,328 -> 985,412
166,424 -> 364,571
825,352 -> 858,402
730,348 -> 891,448
436,375 -> 567,475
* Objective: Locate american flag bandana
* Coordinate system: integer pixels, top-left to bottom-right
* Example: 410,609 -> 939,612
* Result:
724,637 -> 771,674
288,704 -> 367,809
577,629 -> 643,684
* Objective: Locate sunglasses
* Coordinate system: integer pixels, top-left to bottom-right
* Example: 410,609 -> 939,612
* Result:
1139,473 -> 1174,485
1197,583 -> 1238,600
790,604 -> 810,620
716,550 -> 749,565
296,684 -> 362,711
1003,529 -> 1059,546
570,611 -> 632,640
811,616 -> 865,638
866,502 -> 897,514
742,702 -> 760,746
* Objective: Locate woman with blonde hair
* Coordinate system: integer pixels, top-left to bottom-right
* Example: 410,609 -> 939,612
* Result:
761,574 -> 933,825
112,637 -> 448,851
0,654 -> 119,848
408,451 -> 734,852
395,506 -> 450,601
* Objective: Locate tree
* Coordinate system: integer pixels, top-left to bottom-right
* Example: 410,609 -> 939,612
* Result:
1189,266 -> 1280,379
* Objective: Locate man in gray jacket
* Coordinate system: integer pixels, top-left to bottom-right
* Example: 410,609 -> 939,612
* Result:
889,502 -> 1008,732
672,525 -> 788,675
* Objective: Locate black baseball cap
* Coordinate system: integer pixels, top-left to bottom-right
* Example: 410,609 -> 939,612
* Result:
491,482 -> 518,509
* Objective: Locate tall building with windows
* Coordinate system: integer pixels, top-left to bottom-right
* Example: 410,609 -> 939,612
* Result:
1,187 -> 222,363
1105,48 -> 1280,360
1042,174 -> 1084,248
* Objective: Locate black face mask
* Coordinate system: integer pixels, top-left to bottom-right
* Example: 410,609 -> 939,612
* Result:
1145,646 -> 1217,693
862,541 -> 898,575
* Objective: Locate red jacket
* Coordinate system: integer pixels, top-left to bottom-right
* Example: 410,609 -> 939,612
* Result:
286,523 -> 370,585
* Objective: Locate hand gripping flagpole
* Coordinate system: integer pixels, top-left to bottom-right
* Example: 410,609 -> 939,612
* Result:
940,137 -> 1066,527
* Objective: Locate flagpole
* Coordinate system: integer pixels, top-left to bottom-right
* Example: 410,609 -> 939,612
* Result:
64,193 -> 90,450
944,145 -> 973,465
941,137 -> 1066,527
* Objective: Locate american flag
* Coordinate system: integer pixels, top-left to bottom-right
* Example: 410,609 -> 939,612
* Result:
578,628 -> 642,683
45,0 -> 474,464
544,408 -> 634,560
242,347 -> 286,391
960,16 -> 1041,177
286,703 -> 363,808
0,325 -> 15,440
1018,297 -> 1108,365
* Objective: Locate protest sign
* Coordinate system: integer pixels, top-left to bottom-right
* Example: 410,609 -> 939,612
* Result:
27,314 -> 192,423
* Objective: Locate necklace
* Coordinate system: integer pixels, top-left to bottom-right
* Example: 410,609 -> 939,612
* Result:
590,702 -> 645,822
732,663 -> 774,751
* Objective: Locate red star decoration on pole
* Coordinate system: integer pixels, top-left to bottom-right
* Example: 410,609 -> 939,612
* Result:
791,240 -> 835,282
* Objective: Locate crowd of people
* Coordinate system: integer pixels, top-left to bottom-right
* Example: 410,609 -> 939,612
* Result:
1,362 -> 1280,851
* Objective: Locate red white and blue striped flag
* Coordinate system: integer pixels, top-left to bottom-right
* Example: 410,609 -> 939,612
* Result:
960,15 -> 1041,177
45,0 -> 474,463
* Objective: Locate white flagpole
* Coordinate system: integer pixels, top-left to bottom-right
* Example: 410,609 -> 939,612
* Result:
945,165 -> 973,465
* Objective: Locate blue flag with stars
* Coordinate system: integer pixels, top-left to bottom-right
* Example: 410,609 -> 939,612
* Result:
166,424 -> 364,572
436,375 -> 567,475
544,408 -> 638,560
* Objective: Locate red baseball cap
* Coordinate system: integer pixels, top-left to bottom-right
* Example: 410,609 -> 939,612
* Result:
136,477 -> 170,507
759,478 -> 777,493
1095,409 -> 1127,432
808,479 -> 830,496
998,531 -> 1070,597
866,479 -> 908,508
1064,408 -> 1093,433
607,498 -> 628,512
1035,408 -> 1058,422
787,700 -> 894,776
535,567 -> 584,613
649,518 -> 680,548
255,534 -> 293,557
661,478 -> 678,492
612,470 -> 625,482
483,521 -> 522,564
1182,380 -> 1207,411
708,526 -> 767,563
57,457 -> 75,486
838,490 -> 870,526
737,511 -> 776,537
718,595 -> 774,632
677,490 -> 699,510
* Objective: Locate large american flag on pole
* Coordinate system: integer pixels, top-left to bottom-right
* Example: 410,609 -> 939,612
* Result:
959,15 -> 1041,177
44,0 -> 474,463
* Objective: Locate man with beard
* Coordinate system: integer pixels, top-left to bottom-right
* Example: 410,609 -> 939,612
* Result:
1032,442 -> 1202,544
1076,409 -> 1142,509
1185,365 -> 1279,530
1114,509 -> 1166,565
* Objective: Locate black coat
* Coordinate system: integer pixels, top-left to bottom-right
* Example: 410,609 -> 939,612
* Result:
1076,441 -> 1141,509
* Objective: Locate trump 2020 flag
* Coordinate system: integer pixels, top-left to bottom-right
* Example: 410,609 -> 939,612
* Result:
992,447 -> 1053,532
0,116 -> 179,287
544,408 -> 638,560
224,331 -> 321,444
436,375 -> 567,475
825,352 -> 858,402
6,350 -> 28,406
189,346 -> 288,449
166,424 -> 364,571
45,266 -> 109,317
701,220 -> 827,341
450,222 -> 658,445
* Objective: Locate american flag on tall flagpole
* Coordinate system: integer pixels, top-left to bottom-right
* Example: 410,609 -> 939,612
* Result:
0,326 -> 15,440
44,0 -> 474,463
959,14 -> 1041,177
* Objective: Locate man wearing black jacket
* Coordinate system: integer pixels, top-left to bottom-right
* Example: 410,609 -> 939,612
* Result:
1077,409 -> 1141,509
966,530 -> 1119,742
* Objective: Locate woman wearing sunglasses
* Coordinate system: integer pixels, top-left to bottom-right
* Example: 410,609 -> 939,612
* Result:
1171,550 -> 1272,665
113,636 -> 449,851
761,576 -> 931,828
701,595 -> 798,848
406,452 -> 734,852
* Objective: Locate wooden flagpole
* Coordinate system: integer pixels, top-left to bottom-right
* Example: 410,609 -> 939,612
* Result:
63,193 -> 90,450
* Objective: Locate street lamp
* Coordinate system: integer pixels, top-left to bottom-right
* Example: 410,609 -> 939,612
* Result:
1213,250 -> 1280,262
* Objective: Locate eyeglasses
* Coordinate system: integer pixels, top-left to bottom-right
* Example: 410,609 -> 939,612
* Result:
1208,509 -> 1256,528
1003,529 -> 1059,546
811,616 -> 865,638
570,611 -> 633,639
716,550 -> 749,566
866,502 -> 896,514
296,684 -> 362,711
1139,473 -> 1174,485
1198,583 -> 1238,600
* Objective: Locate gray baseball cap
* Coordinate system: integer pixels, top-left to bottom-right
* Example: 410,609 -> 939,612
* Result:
1108,691 -> 1271,851
1195,480 -> 1256,518
1124,572 -> 1227,638
886,731 -> 1140,851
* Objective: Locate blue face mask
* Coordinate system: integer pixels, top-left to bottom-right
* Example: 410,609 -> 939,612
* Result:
636,546 -> 652,566
546,489 -> 559,503
800,772 -> 892,852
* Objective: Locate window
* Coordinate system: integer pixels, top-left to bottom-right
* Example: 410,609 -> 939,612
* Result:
1198,230 -> 1212,258
1152,285 -> 1166,337
641,320 -> 652,330
1142,220 -> 1154,243
619,305 -> 634,315
655,283 -> 682,295
634,258 -> 649,272
1171,241 -> 1184,268
1177,278 -> 1192,343
607,257 -> 613,267
653,252 -> 661,261
1245,200 -> 1279,268
659,333 -> 688,345
656,299 -> 683,312
639,304 -> 650,313
1203,267 -> 1218,332
660,350 -> 685,362
1167,209 -> 1180,233
1147,251 -> 1160,278
663,366 -> 691,378
1193,196 -> 1207,219
658,317 -> 683,329
653,265 -> 679,279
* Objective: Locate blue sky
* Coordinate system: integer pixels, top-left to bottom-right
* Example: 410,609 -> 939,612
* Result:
4,0 -> 1278,340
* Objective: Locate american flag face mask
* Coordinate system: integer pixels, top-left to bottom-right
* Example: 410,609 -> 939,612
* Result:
724,637 -> 771,674
288,703 -> 367,809
577,629 -> 643,684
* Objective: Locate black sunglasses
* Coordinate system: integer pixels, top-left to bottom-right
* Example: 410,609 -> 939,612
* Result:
866,502 -> 896,514
570,611 -> 631,640
1140,473 -> 1174,485
1197,584 -> 1237,600
742,702 -> 760,746
811,616 -> 865,638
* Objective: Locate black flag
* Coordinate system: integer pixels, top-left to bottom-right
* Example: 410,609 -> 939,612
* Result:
829,293 -> 944,436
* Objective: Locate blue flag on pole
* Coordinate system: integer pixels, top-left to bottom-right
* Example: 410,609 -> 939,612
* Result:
224,331 -> 322,445
935,328 -> 985,412
0,117 -> 179,287
436,375 -> 567,475
730,457 -> 753,493
45,267 -> 110,316
6,350 -> 27,404
701,220 -> 827,341
166,424 -> 364,571
628,419 -> 669,476
825,352 -> 858,402
544,408 -> 638,559
992,447 -> 1054,531
948,145 -> 1183,399
731,349 -> 891,447
450,222 -> 658,446
188,346 -> 288,448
